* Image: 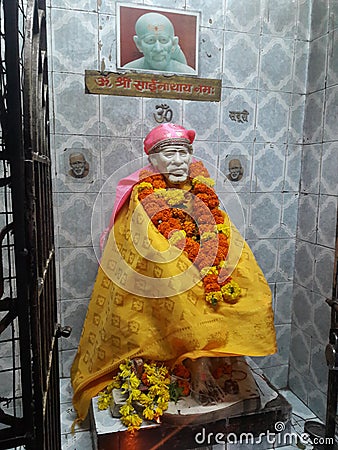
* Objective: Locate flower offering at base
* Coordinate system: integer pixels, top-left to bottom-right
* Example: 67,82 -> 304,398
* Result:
97,359 -> 192,431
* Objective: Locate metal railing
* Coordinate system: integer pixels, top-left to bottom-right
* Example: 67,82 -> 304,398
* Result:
0,1 -> 61,449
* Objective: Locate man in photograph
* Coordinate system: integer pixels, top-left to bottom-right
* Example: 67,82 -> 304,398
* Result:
226,158 -> 244,182
123,12 -> 195,75
68,152 -> 89,179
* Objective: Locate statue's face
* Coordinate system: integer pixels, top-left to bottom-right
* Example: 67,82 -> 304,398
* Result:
138,34 -> 174,70
134,13 -> 178,71
149,145 -> 192,184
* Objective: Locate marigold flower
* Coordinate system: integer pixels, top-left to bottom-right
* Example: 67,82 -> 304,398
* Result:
141,372 -> 150,387
141,173 -> 166,185
143,407 -> 155,420
199,224 -> 217,234
157,188 -> 186,206
137,181 -> 153,191
97,392 -> 111,410
193,182 -> 208,193
203,273 -> 221,293
98,359 -> 170,431
189,161 -> 210,178
182,220 -> 196,236
172,208 -> 187,220
120,412 -> 143,430
197,213 -> 215,224
138,187 -> 154,201
217,223 -> 230,237
206,291 -> 223,306
151,209 -> 173,226
142,197 -> 168,217
201,231 -> 217,241
212,209 -> 224,224
196,192 -> 209,204
152,178 -> 167,189
200,266 -> 212,277
168,229 -> 186,246
172,363 -> 190,379
216,234 -> 229,260
119,360 -> 132,377
106,378 -> 121,391
196,192 -> 219,209
204,282 -> 221,293
183,237 -> 200,261
158,399 -> 169,409
158,217 -> 182,238
119,403 -> 133,417
177,379 -> 190,396
154,188 -> 167,195
197,254 -> 217,271
221,280 -> 241,303
203,273 -> 218,284
194,184 -> 215,198
192,175 -> 215,187
209,198 -> 220,209
155,406 -> 163,417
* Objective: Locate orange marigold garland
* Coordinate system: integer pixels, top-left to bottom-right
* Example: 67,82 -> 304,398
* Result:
170,363 -> 191,401
137,161 -> 241,306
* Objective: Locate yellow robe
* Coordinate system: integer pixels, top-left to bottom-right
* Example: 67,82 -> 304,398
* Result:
71,186 -> 277,422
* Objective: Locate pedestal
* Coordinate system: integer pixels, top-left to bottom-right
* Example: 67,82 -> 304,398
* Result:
90,367 -> 292,450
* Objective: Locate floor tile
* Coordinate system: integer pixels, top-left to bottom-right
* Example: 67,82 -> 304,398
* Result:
60,377 -> 73,404
60,402 -> 90,435
279,389 -> 317,420
61,431 -> 93,450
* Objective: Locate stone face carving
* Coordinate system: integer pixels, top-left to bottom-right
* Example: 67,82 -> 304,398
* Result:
226,158 -> 244,182
68,152 -> 89,179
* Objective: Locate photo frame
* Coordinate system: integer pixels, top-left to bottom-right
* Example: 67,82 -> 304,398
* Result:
63,147 -> 93,183
117,3 -> 199,76
221,154 -> 249,186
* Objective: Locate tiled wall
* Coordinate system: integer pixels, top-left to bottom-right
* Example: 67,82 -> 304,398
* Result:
288,0 -> 338,421
47,0 -> 312,395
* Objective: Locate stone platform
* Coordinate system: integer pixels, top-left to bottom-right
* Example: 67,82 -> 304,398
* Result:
90,360 -> 292,450
162,357 -> 261,425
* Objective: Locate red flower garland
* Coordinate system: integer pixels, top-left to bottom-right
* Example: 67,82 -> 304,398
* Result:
136,161 -> 241,306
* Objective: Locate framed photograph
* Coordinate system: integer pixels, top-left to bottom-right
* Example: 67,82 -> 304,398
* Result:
117,3 -> 199,76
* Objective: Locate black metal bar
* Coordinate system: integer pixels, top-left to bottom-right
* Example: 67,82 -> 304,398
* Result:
0,408 -> 24,428
325,370 -> 337,448
0,433 -> 27,450
3,1 -> 35,442
0,297 -> 16,311
0,1 -> 61,449
0,308 -> 17,334
0,176 -> 11,187
324,213 -> 338,448
0,222 -> 13,297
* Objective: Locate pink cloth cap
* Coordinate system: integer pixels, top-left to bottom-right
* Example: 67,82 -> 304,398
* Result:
143,123 -> 196,155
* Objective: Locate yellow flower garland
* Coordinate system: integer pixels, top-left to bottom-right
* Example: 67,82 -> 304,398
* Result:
98,360 -> 170,431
